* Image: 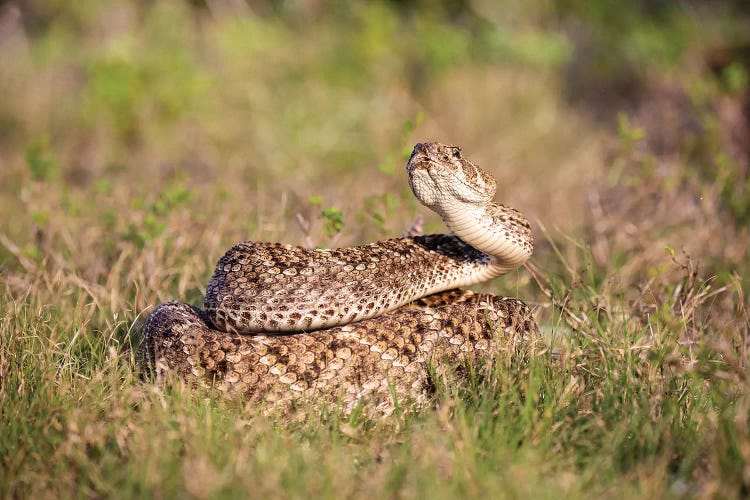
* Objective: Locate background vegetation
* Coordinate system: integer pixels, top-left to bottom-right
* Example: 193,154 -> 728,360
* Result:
1,0 -> 749,497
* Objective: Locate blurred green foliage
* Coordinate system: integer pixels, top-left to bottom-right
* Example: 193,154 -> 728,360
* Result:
25,138 -> 59,181
320,206 -> 345,236
81,8 -> 210,144
125,182 -> 192,248
3,1 -> 745,174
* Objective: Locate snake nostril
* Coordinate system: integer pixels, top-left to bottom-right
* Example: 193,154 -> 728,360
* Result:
408,144 -> 421,162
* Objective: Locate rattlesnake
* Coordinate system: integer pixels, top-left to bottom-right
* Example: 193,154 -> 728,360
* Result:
137,143 -> 537,414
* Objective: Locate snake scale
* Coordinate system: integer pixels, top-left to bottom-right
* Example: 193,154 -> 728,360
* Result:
137,143 -> 537,414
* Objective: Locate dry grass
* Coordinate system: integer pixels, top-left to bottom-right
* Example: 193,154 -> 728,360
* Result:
1,1 -> 749,498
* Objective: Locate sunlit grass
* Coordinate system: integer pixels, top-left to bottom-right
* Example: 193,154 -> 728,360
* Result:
2,242 -> 747,497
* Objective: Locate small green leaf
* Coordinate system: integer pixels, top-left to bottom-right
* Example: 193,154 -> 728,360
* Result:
321,206 -> 344,236
30,211 -> 50,226
378,155 -> 395,175
25,139 -> 58,181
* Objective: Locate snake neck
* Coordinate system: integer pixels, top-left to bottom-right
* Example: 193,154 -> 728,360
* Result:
439,200 -> 533,280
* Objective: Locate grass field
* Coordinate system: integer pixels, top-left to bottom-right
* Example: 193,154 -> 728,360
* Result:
1,1 -> 749,498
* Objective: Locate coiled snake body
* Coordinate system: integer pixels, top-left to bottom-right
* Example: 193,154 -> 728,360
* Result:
137,143 -> 537,414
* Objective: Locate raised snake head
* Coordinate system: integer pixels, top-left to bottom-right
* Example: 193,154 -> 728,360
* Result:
407,142 -> 497,210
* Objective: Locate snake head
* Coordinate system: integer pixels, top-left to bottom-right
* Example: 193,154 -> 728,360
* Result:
407,142 -> 497,209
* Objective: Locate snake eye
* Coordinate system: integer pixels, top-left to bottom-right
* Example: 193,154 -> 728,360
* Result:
451,148 -> 461,159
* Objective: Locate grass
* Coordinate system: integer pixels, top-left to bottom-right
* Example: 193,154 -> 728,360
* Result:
1,1 -> 749,498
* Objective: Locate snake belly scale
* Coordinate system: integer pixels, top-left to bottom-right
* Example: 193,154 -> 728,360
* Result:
137,142 -> 537,414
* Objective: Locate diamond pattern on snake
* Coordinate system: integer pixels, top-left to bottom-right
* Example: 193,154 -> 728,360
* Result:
137,142 -> 538,414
